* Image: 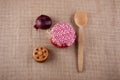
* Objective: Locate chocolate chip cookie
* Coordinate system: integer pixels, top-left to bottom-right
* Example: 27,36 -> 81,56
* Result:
33,46 -> 48,62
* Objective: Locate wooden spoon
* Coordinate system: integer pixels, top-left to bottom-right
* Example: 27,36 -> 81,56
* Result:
74,11 -> 88,72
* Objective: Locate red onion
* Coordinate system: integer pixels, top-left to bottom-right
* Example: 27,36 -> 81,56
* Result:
34,15 -> 52,30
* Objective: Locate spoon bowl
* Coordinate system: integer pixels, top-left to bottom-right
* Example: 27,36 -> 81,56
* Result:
74,11 -> 87,27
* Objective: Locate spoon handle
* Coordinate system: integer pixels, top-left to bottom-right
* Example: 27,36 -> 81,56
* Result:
78,26 -> 84,72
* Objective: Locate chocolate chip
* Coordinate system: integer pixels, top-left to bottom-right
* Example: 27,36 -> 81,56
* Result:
36,48 -> 39,51
37,56 -> 39,59
35,52 -> 38,55
44,50 -> 46,53
41,47 -> 43,50
43,56 -> 45,58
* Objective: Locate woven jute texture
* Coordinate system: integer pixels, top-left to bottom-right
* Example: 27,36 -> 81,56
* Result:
0,0 -> 120,80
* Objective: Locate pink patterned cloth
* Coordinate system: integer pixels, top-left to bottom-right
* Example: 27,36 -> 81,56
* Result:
50,22 -> 76,47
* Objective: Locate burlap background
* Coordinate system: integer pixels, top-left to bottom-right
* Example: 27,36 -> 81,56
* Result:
0,0 -> 120,80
